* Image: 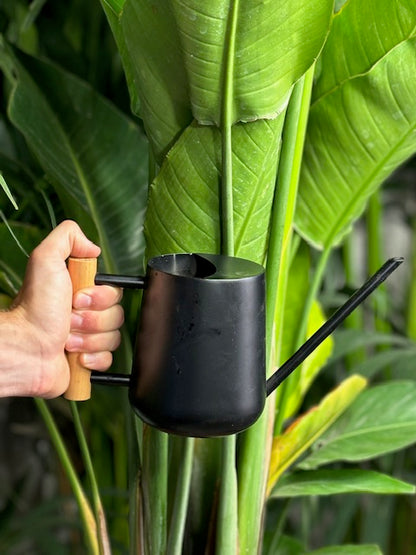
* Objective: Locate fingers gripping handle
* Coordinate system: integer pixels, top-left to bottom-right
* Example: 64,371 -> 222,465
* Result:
64,257 -> 97,401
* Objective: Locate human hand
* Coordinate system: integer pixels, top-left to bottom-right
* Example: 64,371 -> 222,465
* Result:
1,220 -> 123,399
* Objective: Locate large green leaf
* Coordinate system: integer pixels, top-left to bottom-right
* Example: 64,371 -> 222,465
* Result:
295,0 -> 416,248
314,0 -> 416,101
144,116 -> 284,263
105,0 -> 192,162
103,0 -> 333,160
270,469 -> 415,498
300,381 -> 416,469
267,375 -> 367,493
0,40 -> 148,274
169,0 -> 334,125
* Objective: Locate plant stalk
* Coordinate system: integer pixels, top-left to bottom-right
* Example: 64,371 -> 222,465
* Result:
70,401 -> 111,555
35,398 -> 99,554
274,243 -> 331,434
167,438 -> 195,555
238,64 -> 315,553
141,428 -> 168,555
217,1 -> 239,552
406,219 -> 416,340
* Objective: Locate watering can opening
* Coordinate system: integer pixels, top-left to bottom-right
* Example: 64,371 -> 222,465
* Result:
149,253 -> 217,279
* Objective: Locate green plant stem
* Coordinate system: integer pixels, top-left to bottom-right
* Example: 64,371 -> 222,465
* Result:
70,401 -> 111,555
406,219 -> 416,340
220,0 -> 239,257
127,409 -> 142,553
216,435 -> 238,554
274,243 -> 331,434
238,65 -> 315,554
141,428 -> 168,555
367,190 -> 391,335
266,500 -> 291,555
342,234 -> 366,367
34,398 -> 99,555
167,437 -> 195,555
266,67 -> 315,371
217,2 -> 239,552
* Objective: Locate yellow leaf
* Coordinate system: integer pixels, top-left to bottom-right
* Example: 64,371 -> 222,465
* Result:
267,375 -> 367,495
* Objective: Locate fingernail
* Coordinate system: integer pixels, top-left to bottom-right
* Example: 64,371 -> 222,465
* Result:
66,334 -> 84,351
81,353 -> 97,368
73,293 -> 92,309
70,313 -> 83,330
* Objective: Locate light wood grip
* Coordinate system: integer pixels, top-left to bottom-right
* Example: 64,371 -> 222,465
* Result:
64,257 -> 97,401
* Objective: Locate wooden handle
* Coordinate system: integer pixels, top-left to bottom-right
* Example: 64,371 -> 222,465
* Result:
64,257 -> 97,401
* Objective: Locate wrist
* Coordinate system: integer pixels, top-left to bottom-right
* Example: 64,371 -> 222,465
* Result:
0,308 -> 37,396
0,307 -> 66,398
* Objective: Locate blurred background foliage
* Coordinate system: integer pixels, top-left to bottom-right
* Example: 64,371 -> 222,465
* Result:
0,1 -> 415,554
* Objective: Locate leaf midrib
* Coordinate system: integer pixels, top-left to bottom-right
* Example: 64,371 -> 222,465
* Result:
12,61 -> 115,271
323,103 -> 416,249
312,33 -> 416,108
317,420 -> 416,448
270,402 -> 353,481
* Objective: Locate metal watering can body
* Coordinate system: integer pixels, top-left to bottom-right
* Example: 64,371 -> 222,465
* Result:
129,253 -> 265,437
65,252 -> 403,438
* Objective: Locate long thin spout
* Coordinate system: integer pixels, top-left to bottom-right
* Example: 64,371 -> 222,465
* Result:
265,257 -> 404,397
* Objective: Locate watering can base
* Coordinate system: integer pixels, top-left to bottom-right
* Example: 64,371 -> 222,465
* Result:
129,398 -> 265,438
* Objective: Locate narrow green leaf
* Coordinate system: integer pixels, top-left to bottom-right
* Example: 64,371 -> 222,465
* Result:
352,347 -> 416,379
0,210 -> 29,257
101,0 -> 125,14
0,222 -> 44,295
330,329 -> 411,363
0,172 -> 18,209
35,399 -> 99,555
267,375 -> 367,493
295,0 -> 416,248
21,0 -> 47,32
309,545 -> 382,555
270,469 -> 416,498
70,403 -> 111,555
301,381 -> 416,469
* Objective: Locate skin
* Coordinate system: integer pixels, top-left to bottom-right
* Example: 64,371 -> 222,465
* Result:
0,220 -> 124,399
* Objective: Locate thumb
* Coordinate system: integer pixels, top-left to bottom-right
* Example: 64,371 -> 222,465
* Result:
36,220 -> 101,262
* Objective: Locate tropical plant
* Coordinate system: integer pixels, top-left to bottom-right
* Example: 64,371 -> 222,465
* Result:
0,0 -> 416,553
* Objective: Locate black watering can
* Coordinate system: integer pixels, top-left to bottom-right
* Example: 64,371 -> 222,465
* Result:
64,253 -> 403,437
